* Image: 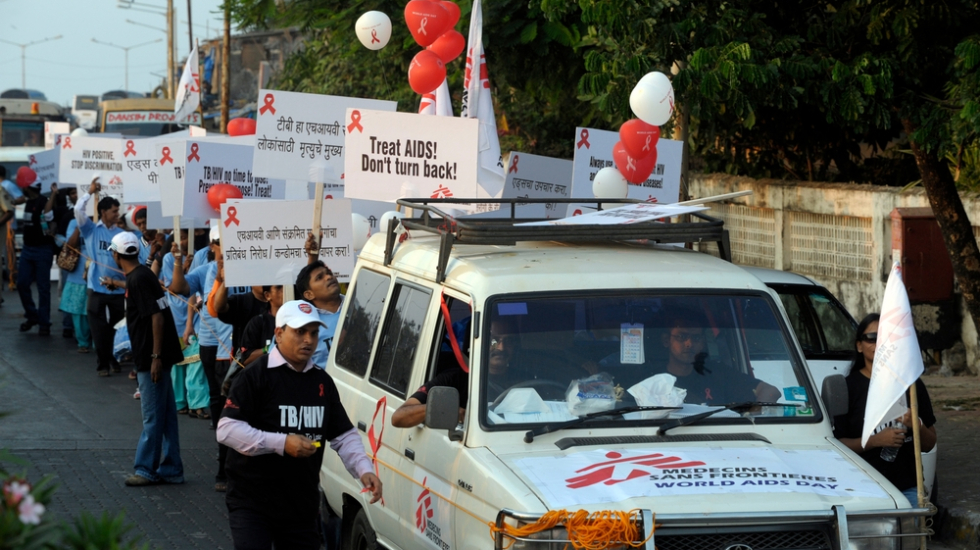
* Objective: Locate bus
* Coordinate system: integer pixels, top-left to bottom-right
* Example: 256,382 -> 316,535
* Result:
99,98 -> 201,136
0,97 -> 65,174
71,95 -> 100,130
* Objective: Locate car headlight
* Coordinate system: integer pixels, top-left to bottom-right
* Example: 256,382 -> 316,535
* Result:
848,517 -> 900,550
507,526 -> 568,550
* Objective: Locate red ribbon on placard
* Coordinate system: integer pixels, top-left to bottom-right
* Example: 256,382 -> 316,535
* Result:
576,129 -> 590,149
124,140 -> 136,157
508,155 -> 519,173
439,291 -> 469,373
62,137 -> 72,150
367,396 -> 386,506
347,110 -> 363,133
187,143 -> 201,162
28,155 -> 36,166
259,93 -> 276,115
224,206 -> 239,227
160,147 -> 174,164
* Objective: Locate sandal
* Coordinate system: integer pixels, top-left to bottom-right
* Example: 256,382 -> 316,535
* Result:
177,408 -> 189,415
190,408 -> 210,420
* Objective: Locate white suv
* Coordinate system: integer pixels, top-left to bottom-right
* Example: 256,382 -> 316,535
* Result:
320,199 -> 930,550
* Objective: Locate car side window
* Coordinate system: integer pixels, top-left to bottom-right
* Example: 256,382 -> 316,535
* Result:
778,293 -> 817,352
370,283 -> 432,398
806,291 -> 855,353
335,269 -> 390,377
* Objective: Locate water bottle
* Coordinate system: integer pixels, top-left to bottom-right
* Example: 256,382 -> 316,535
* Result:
879,421 -> 905,462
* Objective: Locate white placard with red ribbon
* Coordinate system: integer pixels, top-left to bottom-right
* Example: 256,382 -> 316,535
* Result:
58,135 -> 125,199
343,108 -> 480,202
29,149 -> 59,190
160,139 -> 285,221
121,137 -> 170,203
571,126 -> 682,203
503,152 -> 573,219
219,198 -> 354,285
44,122 -> 69,150
252,89 -> 397,182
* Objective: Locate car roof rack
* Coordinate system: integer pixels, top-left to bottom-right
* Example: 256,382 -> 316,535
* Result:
383,198 -> 732,284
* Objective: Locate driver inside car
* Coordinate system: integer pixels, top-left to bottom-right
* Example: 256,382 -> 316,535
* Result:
391,316 -> 522,428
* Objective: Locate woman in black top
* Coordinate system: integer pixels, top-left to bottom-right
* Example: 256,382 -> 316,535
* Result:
833,313 -> 938,506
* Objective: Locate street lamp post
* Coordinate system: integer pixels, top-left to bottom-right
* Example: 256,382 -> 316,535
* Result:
0,35 -> 63,89
91,38 -> 164,90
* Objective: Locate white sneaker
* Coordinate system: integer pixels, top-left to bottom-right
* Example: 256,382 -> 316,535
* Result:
133,389 -> 141,400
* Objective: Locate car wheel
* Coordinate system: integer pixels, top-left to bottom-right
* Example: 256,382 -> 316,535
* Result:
347,509 -> 378,550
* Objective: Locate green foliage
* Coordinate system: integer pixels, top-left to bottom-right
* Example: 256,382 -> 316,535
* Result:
60,512 -> 148,550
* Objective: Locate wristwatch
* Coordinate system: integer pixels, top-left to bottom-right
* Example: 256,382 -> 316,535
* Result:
150,353 -> 161,359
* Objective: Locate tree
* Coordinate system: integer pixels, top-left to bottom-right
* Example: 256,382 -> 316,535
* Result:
542,0 -> 980,353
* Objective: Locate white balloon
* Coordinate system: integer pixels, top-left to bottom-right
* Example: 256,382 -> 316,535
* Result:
352,213 -> 371,250
71,127 -> 89,137
355,11 -> 392,51
379,210 -> 404,232
592,167 -> 629,199
630,71 -> 675,126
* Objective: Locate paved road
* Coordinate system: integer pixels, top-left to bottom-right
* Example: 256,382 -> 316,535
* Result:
0,290 -> 232,549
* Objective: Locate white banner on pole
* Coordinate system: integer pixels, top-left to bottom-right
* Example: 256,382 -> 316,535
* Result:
29,149 -> 59,190
44,122 -> 69,150
343,108 -> 480,202
220,198 -> 354,285
252,89 -> 397,182
514,448 -> 889,507
174,45 -> 201,121
861,261 -> 923,447
503,152 -> 573,218
571,126 -> 682,203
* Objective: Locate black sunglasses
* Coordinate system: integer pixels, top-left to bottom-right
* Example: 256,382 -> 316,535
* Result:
859,332 -> 878,343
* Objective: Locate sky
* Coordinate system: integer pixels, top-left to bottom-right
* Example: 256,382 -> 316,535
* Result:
0,0 -> 229,107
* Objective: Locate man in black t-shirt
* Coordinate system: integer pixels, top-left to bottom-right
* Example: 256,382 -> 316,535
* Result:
111,232 -> 185,487
238,285 -> 284,366
16,179 -> 57,335
217,300 -> 382,550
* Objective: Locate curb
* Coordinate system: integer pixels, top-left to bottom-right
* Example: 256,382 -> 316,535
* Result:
938,505 -> 980,549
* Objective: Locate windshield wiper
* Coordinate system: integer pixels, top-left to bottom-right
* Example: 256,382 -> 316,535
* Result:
656,401 -> 786,436
523,405 -> 681,443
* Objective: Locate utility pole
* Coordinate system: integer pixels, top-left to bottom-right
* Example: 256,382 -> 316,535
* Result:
186,0 -> 194,51
221,2 -> 230,133
166,0 -> 174,98
0,35 -> 62,89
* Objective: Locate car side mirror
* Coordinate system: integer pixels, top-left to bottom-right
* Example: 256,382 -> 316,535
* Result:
821,374 -> 848,418
425,386 -> 463,441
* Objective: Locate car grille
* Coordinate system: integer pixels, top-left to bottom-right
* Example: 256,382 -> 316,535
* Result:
655,528 -> 832,550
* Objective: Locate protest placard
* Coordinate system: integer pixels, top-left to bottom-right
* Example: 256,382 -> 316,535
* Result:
58,136 -> 125,209
344,108 -> 480,202
121,137 -> 167,203
28,149 -> 59,190
143,202 -> 198,230
253,90 -> 396,182
44,122 -> 69,150
571,126 -> 682,203
503,152 -> 573,218
220,198 -> 354,286
159,139 -> 285,220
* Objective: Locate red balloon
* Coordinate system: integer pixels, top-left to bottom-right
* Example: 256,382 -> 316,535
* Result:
405,0 -> 451,47
207,183 -> 244,212
440,1 -> 461,28
619,119 -> 660,159
15,166 -> 37,188
227,117 -> 256,136
426,30 -> 465,63
408,50 -> 447,94
613,140 -> 658,184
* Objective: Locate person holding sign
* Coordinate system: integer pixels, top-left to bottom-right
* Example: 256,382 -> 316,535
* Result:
294,259 -> 344,368
833,313 -> 938,506
75,177 -> 127,376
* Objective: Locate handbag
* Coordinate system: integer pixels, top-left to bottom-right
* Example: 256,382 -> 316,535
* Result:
56,245 -> 79,272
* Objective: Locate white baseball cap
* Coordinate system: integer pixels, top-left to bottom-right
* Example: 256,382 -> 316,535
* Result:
109,232 -> 140,255
276,300 -> 326,329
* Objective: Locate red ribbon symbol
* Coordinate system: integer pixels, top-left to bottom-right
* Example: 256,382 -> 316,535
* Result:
62,137 -> 72,149
259,93 -> 276,115
187,143 -> 201,162
508,155 -> 519,174
160,146 -> 174,165
224,206 -> 239,227
371,29 -> 380,44
576,129 -> 590,149
124,140 -> 136,157
418,17 -> 428,36
626,155 -> 636,172
28,155 -> 36,166
347,110 -> 363,133
642,135 -> 652,152
367,396 -> 387,506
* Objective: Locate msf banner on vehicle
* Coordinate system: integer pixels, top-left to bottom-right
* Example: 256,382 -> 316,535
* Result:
514,448 -> 890,507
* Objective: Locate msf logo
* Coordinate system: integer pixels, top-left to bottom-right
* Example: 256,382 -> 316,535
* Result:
565,451 -> 706,489
416,477 -> 433,533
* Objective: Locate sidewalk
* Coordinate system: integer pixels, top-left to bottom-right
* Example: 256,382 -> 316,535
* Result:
924,372 -> 980,549
0,290 -> 231,549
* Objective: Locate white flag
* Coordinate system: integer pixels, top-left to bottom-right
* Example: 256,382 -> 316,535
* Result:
461,0 -> 505,198
418,79 -> 453,116
174,46 -> 200,122
861,261 -> 923,447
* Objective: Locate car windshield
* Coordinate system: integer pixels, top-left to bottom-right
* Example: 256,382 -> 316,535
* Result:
480,293 -> 816,428
1,121 -> 44,147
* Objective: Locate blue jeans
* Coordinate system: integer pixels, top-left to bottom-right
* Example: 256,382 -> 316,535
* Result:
17,245 -> 53,326
134,370 -> 184,483
903,487 -> 921,507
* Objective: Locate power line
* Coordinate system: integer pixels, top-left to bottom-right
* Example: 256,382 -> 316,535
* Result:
25,56 -> 162,69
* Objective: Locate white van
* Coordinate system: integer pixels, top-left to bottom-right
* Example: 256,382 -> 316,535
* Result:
320,199 -> 931,550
